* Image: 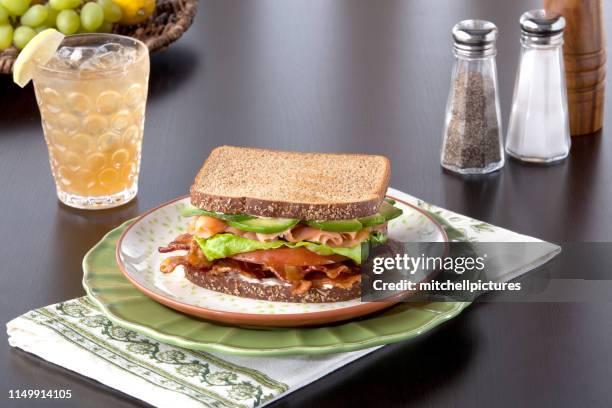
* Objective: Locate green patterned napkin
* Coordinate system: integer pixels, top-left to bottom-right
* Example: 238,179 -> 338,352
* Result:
8,296 -> 377,407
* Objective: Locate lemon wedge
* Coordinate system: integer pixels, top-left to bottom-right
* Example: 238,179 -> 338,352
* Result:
13,28 -> 65,88
114,0 -> 156,25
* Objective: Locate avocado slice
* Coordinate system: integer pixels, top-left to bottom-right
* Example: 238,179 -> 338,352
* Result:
358,213 -> 386,227
379,201 -> 403,221
181,206 -> 255,222
227,217 -> 299,233
306,219 -> 363,232
354,201 -> 402,227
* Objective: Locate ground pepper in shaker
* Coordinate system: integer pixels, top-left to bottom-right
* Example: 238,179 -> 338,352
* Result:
505,10 -> 571,163
441,20 -> 504,175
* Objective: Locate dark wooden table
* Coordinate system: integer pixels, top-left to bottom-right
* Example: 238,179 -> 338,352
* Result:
2,0 -> 611,407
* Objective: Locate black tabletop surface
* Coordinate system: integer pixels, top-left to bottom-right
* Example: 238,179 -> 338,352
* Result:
2,0 -> 612,407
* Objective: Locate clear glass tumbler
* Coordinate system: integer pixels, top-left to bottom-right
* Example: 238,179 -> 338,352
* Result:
32,34 -> 150,209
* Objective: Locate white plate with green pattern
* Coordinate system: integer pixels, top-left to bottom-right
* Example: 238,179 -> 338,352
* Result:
113,190 -> 447,327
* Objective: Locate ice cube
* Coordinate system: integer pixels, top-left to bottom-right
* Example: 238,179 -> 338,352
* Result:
57,46 -> 74,60
74,47 -> 97,63
77,43 -> 126,71
81,52 -> 118,71
44,46 -> 74,70
46,46 -> 98,70
119,47 -> 137,64
98,42 -> 122,54
46,43 -> 137,72
69,48 -> 82,63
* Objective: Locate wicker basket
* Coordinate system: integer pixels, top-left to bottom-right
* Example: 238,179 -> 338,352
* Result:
0,0 -> 198,74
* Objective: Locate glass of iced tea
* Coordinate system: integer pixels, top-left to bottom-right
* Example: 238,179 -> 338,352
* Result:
32,34 -> 149,209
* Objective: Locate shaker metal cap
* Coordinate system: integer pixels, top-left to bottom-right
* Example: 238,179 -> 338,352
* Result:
520,9 -> 565,37
452,20 -> 498,57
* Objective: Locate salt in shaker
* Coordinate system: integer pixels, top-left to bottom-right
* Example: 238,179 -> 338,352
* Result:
441,20 -> 504,175
506,10 -> 571,163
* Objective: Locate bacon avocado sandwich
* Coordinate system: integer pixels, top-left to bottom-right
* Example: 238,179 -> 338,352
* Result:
159,146 -> 402,303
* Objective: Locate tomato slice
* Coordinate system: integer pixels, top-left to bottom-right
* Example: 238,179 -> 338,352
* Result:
230,247 -> 346,266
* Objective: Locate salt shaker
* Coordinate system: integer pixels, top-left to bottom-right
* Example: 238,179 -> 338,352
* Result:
441,20 -> 504,175
506,10 -> 571,163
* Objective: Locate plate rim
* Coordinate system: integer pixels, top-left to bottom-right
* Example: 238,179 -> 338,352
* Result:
113,194 -> 449,327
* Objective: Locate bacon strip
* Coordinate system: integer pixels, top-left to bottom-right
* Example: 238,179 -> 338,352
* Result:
311,274 -> 361,290
158,234 -> 361,294
158,233 -> 192,252
302,264 -> 350,279
160,256 -> 191,273
209,261 -> 360,295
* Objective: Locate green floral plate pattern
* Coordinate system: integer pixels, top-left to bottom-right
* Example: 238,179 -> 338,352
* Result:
83,190 -> 470,356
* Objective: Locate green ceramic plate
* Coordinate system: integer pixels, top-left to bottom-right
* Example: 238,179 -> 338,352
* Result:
83,223 -> 469,356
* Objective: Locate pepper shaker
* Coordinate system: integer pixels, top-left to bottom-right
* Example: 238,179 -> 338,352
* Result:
441,20 -> 504,175
506,10 -> 571,163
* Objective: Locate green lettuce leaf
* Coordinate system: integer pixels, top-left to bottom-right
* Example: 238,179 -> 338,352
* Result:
193,233 -> 367,264
370,231 -> 388,246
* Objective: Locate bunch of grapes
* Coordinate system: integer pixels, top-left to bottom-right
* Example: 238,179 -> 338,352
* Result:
0,0 -> 122,50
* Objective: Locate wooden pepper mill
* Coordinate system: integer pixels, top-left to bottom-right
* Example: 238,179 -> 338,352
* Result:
544,0 -> 606,136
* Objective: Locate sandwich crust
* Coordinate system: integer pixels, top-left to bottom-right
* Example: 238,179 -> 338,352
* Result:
184,265 -> 361,303
190,146 -> 391,220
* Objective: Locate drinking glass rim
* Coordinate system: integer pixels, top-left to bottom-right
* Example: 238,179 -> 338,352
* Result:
34,33 -> 149,77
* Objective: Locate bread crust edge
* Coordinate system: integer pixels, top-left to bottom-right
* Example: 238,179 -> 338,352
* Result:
189,191 -> 385,219
184,266 -> 361,303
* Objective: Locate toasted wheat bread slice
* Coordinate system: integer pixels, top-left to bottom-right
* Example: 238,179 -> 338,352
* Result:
190,146 -> 391,220
184,265 -> 361,303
